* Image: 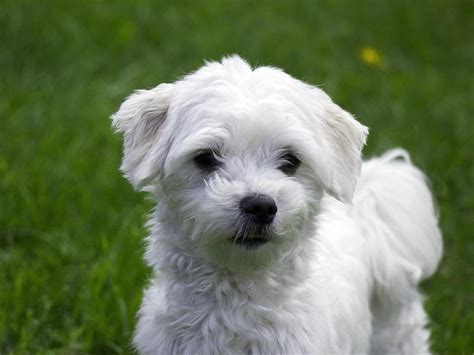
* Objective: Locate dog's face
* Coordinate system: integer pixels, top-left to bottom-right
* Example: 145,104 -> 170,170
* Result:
113,56 -> 367,271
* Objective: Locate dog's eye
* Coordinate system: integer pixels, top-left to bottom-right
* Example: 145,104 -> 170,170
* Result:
193,150 -> 221,171
278,152 -> 301,175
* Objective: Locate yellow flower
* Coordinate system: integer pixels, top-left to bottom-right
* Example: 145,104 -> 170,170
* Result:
360,46 -> 382,66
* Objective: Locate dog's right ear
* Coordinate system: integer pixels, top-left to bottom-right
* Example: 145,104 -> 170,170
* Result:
112,83 -> 173,190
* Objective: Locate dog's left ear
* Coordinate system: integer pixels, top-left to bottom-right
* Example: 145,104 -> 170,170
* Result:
111,83 -> 173,190
319,99 -> 368,203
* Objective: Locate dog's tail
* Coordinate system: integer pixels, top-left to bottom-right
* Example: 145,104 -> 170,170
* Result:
354,149 -> 442,294
353,149 -> 442,353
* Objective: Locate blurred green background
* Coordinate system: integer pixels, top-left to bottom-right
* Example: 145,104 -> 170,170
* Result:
1,0 -> 472,353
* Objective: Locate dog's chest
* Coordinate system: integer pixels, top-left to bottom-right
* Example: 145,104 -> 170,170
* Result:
137,267 -> 372,354
155,280 -> 347,354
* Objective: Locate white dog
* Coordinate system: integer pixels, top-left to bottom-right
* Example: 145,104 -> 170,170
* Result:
112,55 -> 442,354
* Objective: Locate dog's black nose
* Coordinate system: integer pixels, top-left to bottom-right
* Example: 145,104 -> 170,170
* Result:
240,194 -> 277,224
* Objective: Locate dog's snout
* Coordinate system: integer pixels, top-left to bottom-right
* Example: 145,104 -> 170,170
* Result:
240,194 -> 277,224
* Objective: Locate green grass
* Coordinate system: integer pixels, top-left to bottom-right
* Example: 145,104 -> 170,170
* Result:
1,0 -> 472,353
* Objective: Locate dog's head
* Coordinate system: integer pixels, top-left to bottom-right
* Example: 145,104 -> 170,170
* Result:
112,56 -> 367,270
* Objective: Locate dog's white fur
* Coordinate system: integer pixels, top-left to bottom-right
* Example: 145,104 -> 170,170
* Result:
112,55 -> 442,354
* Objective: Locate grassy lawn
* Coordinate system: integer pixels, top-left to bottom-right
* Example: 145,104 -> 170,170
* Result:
1,0 -> 472,353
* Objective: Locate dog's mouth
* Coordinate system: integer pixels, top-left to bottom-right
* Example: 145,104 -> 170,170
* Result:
230,235 -> 270,250
229,225 -> 272,250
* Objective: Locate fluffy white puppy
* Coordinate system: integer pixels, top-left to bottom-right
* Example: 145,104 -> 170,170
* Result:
112,55 -> 442,354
